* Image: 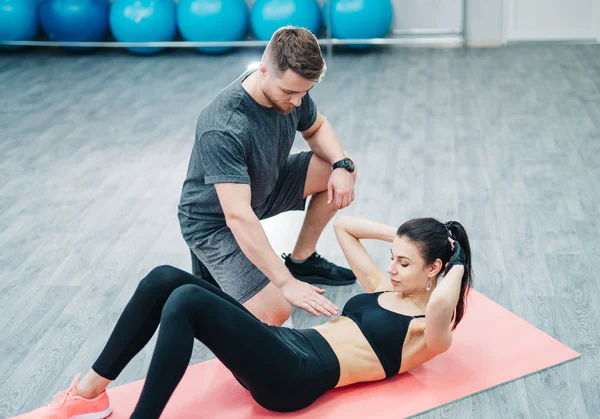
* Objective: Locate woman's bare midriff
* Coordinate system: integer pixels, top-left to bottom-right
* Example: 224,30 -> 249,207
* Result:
312,315 -> 436,388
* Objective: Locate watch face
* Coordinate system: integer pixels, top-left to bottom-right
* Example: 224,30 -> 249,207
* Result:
346,159 -> 355,170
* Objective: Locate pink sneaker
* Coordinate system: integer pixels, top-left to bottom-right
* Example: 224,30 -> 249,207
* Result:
10,374 -> 112,419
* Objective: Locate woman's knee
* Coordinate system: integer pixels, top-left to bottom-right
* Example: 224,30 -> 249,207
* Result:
161,284 -> 205,318
135,265 -> 180,298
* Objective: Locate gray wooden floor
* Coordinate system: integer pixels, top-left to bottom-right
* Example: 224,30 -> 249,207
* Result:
1,44 -> 599,418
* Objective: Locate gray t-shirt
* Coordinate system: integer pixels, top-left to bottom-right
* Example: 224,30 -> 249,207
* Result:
178,70 -> 318,245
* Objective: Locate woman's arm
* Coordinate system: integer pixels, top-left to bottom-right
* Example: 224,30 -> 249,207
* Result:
333,215 -> 396,293
424,264 -> 464,353
429,264 -> 464,310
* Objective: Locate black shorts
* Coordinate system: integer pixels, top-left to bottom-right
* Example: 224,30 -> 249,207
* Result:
191,151 -> 314,303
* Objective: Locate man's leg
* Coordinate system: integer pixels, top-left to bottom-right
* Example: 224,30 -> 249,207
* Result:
283,153 -> 358,285
243,282 -> 292,326
291,155 -> 345,260
187,152 -> 357,326
190,248 -> 291,326
191,233 -> 292,327
256,151 -> 357,286
189,248 -> 221,289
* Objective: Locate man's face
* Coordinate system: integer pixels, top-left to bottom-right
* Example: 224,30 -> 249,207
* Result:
261,65 -> 315,114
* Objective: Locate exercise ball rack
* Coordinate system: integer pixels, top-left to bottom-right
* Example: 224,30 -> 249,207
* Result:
0,0 -> 468,60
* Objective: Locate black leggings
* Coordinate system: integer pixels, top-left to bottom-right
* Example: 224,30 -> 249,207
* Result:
91,265 -> 340,418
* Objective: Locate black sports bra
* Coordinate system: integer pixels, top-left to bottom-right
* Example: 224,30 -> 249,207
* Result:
341,291 -> 425,379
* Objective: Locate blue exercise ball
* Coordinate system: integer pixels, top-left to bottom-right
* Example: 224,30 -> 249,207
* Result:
251,0 -> 322,41
325,0 -> 393,49
40,0 -> 110,51
0,0 -> 39,49
177,0 -> 248,54
110,0 -> 176,55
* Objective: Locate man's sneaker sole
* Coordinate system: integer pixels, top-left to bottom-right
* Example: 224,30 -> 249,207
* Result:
293,275 -> 356,286
72,406 -> 112,419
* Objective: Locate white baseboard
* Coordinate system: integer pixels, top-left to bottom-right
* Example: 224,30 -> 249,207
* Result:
466,40 -> 504,48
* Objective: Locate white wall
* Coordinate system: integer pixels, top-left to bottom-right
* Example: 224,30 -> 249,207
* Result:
504,0 -> 597,41
391,0 -> 463,33
466,0 -> 504,44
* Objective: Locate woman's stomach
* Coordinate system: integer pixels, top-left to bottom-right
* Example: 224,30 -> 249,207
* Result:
312,316 -> 387,388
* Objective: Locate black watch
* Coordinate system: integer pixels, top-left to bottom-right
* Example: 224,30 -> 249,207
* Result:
332,157 -> 355,173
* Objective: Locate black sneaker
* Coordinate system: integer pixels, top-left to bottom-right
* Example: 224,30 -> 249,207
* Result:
282,252 -> 356,286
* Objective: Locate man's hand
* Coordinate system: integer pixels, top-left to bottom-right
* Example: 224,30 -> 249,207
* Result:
327,169 -> 355,210
279,279 -> 339,317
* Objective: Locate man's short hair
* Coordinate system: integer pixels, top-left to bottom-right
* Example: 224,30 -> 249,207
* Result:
264,26 -> 327,83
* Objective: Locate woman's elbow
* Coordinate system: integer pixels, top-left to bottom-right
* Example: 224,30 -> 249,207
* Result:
333,215 -> 350,231
427,334 -> 453,354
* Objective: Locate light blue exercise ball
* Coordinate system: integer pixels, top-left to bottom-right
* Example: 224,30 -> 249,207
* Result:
109,0 -> 176,55
177,0 -> 249,54
0,0 -> 39,49
251,0 -> 322,41
39,0 -> 110,51
324,0 -> 393,49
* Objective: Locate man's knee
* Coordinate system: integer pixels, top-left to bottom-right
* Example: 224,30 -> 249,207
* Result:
268,303 -> 293,326
251,301 -> 292,327
243,283 -> 292,326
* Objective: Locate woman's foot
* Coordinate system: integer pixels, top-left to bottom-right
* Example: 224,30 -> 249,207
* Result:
10,374 -> 112,419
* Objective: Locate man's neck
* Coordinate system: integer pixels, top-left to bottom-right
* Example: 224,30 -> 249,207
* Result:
242,71 -> 272,108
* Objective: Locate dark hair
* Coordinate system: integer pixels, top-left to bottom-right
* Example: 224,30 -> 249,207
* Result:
396,218 -> 473,330
265,26 -> 326,83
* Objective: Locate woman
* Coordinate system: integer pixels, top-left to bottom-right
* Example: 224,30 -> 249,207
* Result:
13,216 -> 472,419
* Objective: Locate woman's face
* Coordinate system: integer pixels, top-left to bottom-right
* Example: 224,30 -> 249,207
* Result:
386,236 -> 435,293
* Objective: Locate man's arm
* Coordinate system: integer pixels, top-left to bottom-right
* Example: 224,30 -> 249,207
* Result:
214,182 -> 338,317
301,112 -> 346,165
215,183 -> 292,287
197,130 -> 337,316
301,112 -> 356,209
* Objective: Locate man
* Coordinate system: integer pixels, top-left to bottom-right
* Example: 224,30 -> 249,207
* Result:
178,26 -> 358,326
